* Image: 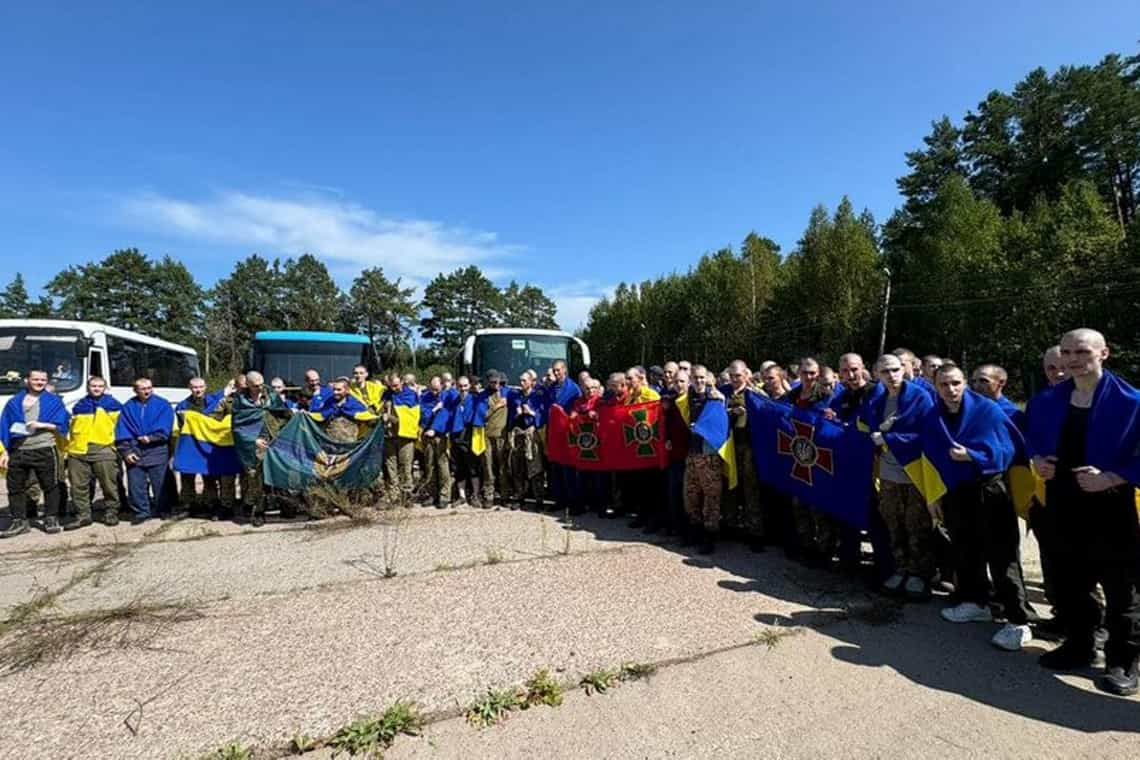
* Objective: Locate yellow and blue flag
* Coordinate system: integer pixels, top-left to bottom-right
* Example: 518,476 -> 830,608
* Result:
859,380 -> 943,504
173,409 -> 241,476
686,392 -> 738,490
68,395 -> 121,456
384,386 -> 422,440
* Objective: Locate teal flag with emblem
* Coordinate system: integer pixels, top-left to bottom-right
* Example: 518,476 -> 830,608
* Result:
263,412 -> 385,490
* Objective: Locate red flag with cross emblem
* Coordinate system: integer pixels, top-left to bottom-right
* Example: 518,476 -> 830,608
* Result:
546,402 -> 667,471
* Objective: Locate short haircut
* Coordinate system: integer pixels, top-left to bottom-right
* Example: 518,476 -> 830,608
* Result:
245,370 -> 265,385
975,363 -> 1007,382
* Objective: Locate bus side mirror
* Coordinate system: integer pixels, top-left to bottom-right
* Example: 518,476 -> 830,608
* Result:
75,337 -> 94,357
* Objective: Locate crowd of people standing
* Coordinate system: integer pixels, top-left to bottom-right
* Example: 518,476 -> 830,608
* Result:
1,327 -> 1137,696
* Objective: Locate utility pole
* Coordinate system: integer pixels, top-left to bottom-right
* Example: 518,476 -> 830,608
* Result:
878,266 -> 892,357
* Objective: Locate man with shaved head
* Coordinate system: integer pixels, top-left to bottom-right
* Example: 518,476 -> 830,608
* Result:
725,359 -> 764,551
1042,345 -> 1065,387
892,347 -> 936,399
785,357 -> 839,564
971,363 -> 1026,432
1028,329 -> 1140,695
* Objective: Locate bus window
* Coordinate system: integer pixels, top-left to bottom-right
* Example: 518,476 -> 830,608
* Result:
0,327 -> 85,394
89,349 -> 106,380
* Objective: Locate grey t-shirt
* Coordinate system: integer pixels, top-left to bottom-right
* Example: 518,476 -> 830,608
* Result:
17,395 -> 58,451
878,394 -> 910,484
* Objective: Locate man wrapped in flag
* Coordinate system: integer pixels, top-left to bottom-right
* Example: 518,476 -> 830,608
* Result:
222,371 -> 292,525
448,375 -> 482,507
380,372 -> 420,506
682,364 -> 731,554
115,377 -> 175,525
418,375 -> 453,509
924,364 -> 1035,653
0,368 -> 71,538
546,359 -> 582,513
309,377 -> 377,442
506,370 -> 544,508
173,377 -> 238,519
66,375 -> 123,529
1026,328 -> 1140,696
350,364 -> 385,414
476,370 -> 510,508
860,353 -> 937,599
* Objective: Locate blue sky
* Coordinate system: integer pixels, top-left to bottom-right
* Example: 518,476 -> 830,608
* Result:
1,2 -> 1136,330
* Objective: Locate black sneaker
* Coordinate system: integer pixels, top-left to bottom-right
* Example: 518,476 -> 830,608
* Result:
1098,663 -> 1140,697
1,519 -> 30,538
1039,641 -> 1097,671
104,512 -> 120,527
41,516 -> 62,534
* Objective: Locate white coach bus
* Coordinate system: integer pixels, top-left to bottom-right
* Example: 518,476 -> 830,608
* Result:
0,319 -> 199,408
460,328 -> 590,381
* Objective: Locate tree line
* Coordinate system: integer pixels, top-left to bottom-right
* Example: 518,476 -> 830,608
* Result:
0,254 -> 558,375
581,49 -> 1140,396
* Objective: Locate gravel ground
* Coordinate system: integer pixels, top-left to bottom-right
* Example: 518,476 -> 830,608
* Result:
1,505 -> 1137,760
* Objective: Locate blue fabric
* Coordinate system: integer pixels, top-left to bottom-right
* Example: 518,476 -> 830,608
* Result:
420,389 -> 451,433
912,375 -> 939,399
382,387 -> 419,407
506,387 -> 543,429
828,382 -> 884,424
923,389 -> 1023,490
995,395 -> 1027,433
127,460 -> 168,518
1026,371 -> 1140,486
691,395 -> 730,452
309,393 -> 370,420
549,379 -> 582,413
0,390 -> 70,450
115,396 -> 174,453
448,392 -> 477,436
72,394 -> 123,416
859,380 -> 934,467
745,390 -> 874,529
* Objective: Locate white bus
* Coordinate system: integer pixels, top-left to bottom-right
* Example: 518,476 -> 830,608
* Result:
460,328 -> 590,381
0,319 -> 199,408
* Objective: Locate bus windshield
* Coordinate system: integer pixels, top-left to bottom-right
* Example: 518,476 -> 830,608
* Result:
474,334 -> 572,381
251,339 -> 370,388
0,327 -> 85,394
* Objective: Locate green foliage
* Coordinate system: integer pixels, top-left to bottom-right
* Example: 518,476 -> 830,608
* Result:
328,701 -> 421,757
45,248 -> 205,349
345,267 -> 417,367
199,741 -> 253,760
419,266 -> 505,354
0,273 -> 31,318
465,687 -> 525,728
281,253 -> 343,331
618,661 -> 657,681
501,280 -> 559,329
523,668 -> 564,707
579,667 -> 620,695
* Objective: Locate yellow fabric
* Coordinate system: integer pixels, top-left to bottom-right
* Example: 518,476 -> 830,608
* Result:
902,454 -> 948,507
720,435 -> 738,491
627,386 -> 660,403
472,426 -> 487,456
178,411 -> 236,446
68,408 -> 120,455
349,380 -> 384,412
1006,465 -> 1039,520
675,393 -> 690,424
396,405 -> 421,440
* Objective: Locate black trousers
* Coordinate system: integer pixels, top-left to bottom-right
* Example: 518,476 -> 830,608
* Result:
6,447 -> 60,520
1028,502 -> 1062,613
942,474 -> 1033,624
1051,485 -> 1140,668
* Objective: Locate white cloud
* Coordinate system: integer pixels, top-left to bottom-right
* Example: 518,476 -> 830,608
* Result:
121,190 -> 519,287
121,189 -> 611,332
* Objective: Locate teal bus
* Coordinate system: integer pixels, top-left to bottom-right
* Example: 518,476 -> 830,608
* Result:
249,331 -> 380,388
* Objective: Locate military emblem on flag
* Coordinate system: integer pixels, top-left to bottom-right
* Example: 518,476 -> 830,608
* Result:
777,419 -> 835,486
622,408 -> 659,458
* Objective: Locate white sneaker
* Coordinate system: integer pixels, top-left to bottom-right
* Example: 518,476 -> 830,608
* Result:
991,623 -> 1032,651
940,602 -> 993,623
882,573 -> 905,593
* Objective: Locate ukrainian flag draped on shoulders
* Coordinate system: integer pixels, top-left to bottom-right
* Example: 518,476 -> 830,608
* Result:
308,393 -> 376,423
746,389 -> 874,529
114,396 -> 175,444
350,380 -> 385,414
1026,371 -> 1140,487
921,389 -> 1020,485
0,390 -> 70,455
384,386 -> 422,440
173,392 -> 241,476
859,380 -> 939,503
68,394 -> 120,455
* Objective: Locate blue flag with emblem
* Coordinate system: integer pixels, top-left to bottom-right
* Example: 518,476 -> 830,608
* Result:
745,390 -> 874,529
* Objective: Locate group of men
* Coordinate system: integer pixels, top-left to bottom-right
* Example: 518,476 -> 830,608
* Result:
2,327 -> 1138,696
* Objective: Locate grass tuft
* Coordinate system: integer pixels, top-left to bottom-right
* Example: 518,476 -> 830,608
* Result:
199,741 -> 253,760
752,626 -> 803,650
579,667 -> 620,695
328,700 -> 421,757
465,687 -> 524,728
619,661 -> 657,681
523,668 -> 564,708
